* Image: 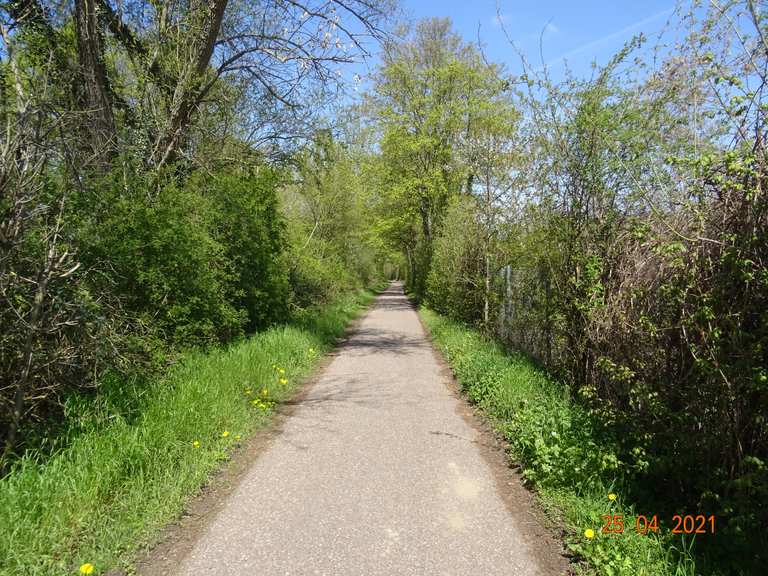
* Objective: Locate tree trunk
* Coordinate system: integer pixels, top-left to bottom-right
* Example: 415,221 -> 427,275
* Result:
483,177 -> 493,328
405,245 -> 415,289
419,195 -> 432,244
151,0 -> 229,169
483,249 -> 490,327
74,0 -> 116,165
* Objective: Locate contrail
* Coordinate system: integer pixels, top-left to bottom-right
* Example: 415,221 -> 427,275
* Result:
545,6 -> 674,67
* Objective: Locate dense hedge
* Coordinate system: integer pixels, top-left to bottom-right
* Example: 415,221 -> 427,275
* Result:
1,161 -> 374,460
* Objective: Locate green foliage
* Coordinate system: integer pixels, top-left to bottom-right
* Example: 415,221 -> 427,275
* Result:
491,34 -> 768,573
2,160 -> 303,456
283,130 -> 384,308
426,196 -> 485,322
79,174 -> 244,346
0,288 -> 378,576
374,18 -> 511,300
289,251 -> 358,309
0,0 -> 391,458
200,169 -> 291,332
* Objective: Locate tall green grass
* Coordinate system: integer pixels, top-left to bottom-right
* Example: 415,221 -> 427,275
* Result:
420,308 -> 698,576
0,287 -> 380,576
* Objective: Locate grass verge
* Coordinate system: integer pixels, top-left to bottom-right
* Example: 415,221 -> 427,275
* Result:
420,307 -> 698,576
0,286 -> 382,576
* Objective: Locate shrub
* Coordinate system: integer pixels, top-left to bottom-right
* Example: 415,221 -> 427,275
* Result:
201,169 -> 291,332
426,196 -> 486,323
289,249 -> 359,309
79,173 -> 244,347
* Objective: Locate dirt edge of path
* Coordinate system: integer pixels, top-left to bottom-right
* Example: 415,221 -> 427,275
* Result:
414,306 -> 573,576
132,295 -> 379,576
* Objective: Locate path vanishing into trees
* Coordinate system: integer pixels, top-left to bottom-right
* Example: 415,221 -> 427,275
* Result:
142,283 -> 566,576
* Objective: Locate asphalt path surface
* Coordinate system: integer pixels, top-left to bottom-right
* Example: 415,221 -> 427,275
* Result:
165,283 -> 561,575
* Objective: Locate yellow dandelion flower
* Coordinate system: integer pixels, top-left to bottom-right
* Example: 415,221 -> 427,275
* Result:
244,388 -> 252,396
277,367 -> 285,375
309,347 -> 315,354
584,528 -> 595,539
279,377 -> 288,385
221,431 -> 230,438
235,434 -> 241,441
192,440 -> 200,449
608,493 -> 617,501
80,563 -> 94,574
261,387 -> 269,396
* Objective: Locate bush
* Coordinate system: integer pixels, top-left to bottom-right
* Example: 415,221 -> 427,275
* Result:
79,173 -> 244,346
201,169 -> 291,332
0,170 -> 112,458
426,197 -> 486,323
289,249 -> 359,309
499,147 -> 768,572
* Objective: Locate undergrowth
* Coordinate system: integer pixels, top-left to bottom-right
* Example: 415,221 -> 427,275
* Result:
0,286 -> 381,576
420,308 -> 700,576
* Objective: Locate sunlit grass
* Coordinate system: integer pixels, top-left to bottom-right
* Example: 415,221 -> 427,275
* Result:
0,287 -> 381,576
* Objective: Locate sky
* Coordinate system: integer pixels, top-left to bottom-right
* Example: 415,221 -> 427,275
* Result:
355,0 -> 680,82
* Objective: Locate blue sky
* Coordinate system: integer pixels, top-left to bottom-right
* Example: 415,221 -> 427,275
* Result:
356,0 -> 679,81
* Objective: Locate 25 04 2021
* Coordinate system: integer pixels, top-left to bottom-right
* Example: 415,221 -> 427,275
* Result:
601,514 -> 716,535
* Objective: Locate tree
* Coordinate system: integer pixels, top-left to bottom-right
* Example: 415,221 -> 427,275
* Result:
373,18 -> 498,299
460,69 -> 519,326
283,128 -> 381,305
2,0 -> 390,169
74,0 -> 117,163
0,0 -> 394,458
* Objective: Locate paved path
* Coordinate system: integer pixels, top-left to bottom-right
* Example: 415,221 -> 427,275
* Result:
168,283 -> 558,575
